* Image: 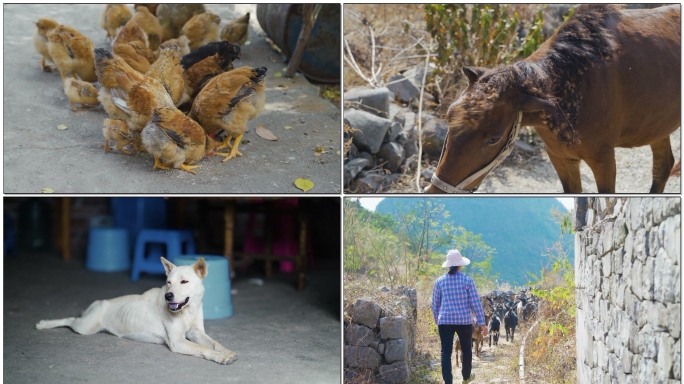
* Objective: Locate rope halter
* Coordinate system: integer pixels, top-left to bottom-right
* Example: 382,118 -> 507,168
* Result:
428,111 -> 523,193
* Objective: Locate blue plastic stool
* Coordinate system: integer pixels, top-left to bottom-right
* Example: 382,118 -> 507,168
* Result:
86,228 -> 130,272
130,229 -> 196,281
174,255 -> 233,320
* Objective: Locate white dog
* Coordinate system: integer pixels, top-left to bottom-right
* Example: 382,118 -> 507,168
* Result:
36,257 -> 237,365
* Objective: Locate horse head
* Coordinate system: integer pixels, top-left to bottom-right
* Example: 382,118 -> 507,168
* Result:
425,65 -> 560,194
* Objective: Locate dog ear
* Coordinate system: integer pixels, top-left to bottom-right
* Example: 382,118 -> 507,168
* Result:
161,257 -> 175,275
193,257 -> 207,279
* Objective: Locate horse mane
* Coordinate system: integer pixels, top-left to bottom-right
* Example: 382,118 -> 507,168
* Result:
467,5 -> 622,144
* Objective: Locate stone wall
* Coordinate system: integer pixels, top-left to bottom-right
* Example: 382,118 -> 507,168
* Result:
344,287 -> 417,383
575,198 -> 680,383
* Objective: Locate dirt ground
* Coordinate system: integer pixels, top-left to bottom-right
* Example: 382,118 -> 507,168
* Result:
3,4 -> 341,193
385,127 -> 681,194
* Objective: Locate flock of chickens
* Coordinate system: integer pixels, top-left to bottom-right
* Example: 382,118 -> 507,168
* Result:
33,4 -> 267,174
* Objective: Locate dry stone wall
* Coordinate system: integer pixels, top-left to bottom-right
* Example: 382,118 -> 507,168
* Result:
575,197 -> 680,383
344,287 -> 417,384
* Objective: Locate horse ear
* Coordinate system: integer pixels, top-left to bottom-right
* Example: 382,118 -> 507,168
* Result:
516,93 -> 556,114
462,66 -> 486,85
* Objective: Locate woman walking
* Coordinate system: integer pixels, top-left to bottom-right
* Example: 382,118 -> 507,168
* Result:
432,249 -> 488,384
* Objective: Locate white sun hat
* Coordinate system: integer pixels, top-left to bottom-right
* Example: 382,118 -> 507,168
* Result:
442,249 -> 471,268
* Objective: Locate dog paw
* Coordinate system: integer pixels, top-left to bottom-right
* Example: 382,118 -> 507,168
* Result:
217,351 -> 238,365
35,320 -> 48,329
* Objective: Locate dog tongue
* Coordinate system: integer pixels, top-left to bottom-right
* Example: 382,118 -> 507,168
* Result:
169,303 -> 179,310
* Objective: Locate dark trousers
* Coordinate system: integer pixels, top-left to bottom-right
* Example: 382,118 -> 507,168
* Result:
438,324 -> 473,384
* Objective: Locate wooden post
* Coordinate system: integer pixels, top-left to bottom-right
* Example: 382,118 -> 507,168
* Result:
296,211 -> 308,290
61,197 -> 71,261
224,201 -> 235,275
284,4 -> 320,78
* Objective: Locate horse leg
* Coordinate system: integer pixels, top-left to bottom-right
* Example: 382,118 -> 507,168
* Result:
584,147 -> 617,193
546,152 -> 582,193
649,136 -> 674,193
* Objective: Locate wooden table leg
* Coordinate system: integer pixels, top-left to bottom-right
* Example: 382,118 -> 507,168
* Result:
62,197 -> 71,261
224,201 -> 235,276
296,212 -> 307,291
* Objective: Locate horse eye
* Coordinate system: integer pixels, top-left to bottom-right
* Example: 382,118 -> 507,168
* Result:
487,137 -> 501,145
181,280 -> 188,284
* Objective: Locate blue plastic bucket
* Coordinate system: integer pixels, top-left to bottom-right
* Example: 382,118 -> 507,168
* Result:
174,255 -> 233,320
86,228 -> 130,272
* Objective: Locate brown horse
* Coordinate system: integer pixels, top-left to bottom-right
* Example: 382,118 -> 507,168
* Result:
426,5 -> 680,193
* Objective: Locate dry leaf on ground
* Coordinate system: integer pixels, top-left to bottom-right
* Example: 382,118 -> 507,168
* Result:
56,124 -> 67,130
255,125 -> 278,141
294,178 -> 314,192
41,187 -> 54,193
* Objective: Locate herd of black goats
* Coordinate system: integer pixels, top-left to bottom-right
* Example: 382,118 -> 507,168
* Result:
481,287 -> 540,347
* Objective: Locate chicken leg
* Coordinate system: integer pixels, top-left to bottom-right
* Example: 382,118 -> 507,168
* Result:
214,134 -> 243,162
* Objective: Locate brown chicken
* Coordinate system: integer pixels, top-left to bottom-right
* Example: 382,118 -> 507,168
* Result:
113,42 -> 151,74
159,35 -> 190,55
33,17 -> 59,72
131,5 -> 163,50
100,5 -> 132,42
181,12 -> 221,51
156,4 -> 206,41
63,77 -> 99,111
46,25 -> 97,83
95,48 -> 176,153
128,40 -> 157,63
188,66 -> 267,162
147,46 -> 188,107
112,19 -> 148,48
220,12 -> 249,45
134,4 -> 158,16
103,118 -> 138,155
181,42 -> 240,99
141,107 -> 217,174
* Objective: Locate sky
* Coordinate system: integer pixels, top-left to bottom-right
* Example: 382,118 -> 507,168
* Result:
357,197 -> 575,212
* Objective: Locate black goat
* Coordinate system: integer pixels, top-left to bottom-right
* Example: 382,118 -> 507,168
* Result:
488,314 -> 501,347
503,304 -> 518,342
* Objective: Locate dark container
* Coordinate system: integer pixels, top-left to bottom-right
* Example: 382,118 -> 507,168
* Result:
17,198 -> 53,252
257,4 -> 340,83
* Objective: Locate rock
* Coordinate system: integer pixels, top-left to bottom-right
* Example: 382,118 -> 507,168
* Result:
421,117 -> 448,158
379,361 -> 410,384
380,316 -> 409,340
345,109 -> 392,154
389,103 -> 404,121
345,324 -> 377,347
384,339 -> 408,363
421,168 -> 435,181
377,142 -> 405,173
344,158 -> 371,187
347,143 -> 360,160
351,298 -> 382,328
656,333 -> 674,381
359,151 -> 374,164
344,345 -> 382,368
351,173 -> 399,193
344,87 -> 393,118
384,122 -> 402,143
387,73 -> 420,104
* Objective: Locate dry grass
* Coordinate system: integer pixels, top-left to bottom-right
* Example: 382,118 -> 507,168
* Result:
344,4 -> 429,89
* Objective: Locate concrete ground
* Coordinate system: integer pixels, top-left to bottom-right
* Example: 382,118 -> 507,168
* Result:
3,4 -> 341,193
3,251 -> 341,383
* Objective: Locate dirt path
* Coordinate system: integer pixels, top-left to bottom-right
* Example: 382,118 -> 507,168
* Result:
419,323 -> 534,384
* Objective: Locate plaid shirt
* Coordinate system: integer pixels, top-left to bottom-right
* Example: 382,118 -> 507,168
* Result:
432,271 -> 486,326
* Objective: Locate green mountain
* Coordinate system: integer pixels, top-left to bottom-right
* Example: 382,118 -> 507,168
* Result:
375,197 -> 574,286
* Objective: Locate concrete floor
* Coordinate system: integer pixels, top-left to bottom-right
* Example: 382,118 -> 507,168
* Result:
3,251 -> 341,383
3,4 -> 341,193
